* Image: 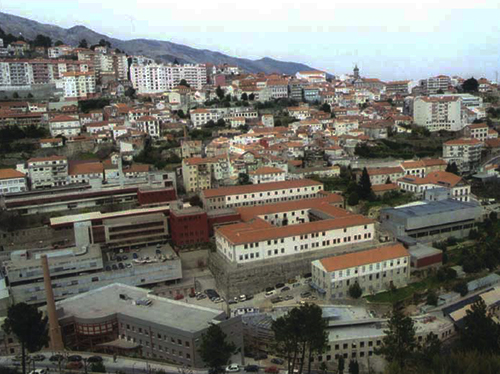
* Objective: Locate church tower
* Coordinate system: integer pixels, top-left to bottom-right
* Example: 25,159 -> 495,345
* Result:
353,64 -> 360,79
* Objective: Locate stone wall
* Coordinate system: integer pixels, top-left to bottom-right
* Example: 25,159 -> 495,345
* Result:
208,240 -> 379,298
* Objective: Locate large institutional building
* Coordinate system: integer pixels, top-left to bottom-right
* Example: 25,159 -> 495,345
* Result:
215,193 -> 373,264
413,96 -> 463,132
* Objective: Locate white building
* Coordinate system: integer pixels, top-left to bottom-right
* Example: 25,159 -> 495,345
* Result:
0,169 -> 27,195
136,116 -> 160,138
443,138 -> 483,172
413,96 -> 463,132
295,70 -> 327,83
201,179 -> 325,211
190,108 -> 221,128
397,171 -> 471,202
49,115 -> 81,137
215,194 -> 373,265
420,75 -> 451,94
62,71 -> 96,100
48,45 -> 73,59
130,63 -> 207,94
27,156 -> 69,189
249,167 -> 286,184
311,243 -> 410,299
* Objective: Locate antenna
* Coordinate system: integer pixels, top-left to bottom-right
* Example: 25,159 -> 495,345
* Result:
496,71 -> 498,84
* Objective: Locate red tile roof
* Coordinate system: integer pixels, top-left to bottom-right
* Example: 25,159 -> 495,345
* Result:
319,243 -> 409,272
0,169 -> 25,180
202,179 -> 323,198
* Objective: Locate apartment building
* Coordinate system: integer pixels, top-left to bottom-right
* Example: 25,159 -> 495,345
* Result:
27,155 -> 69,189
419,75 -> 451,94
397,171 -> 471,202
385,80 -> 410,95
443,138 -> 483,172
130,63 -> 207,94
182,157 -> 225,193
62,71 -> 96,100
190,108 -> 221,128
169,204 -> 209,247
68,162 -> 105,184
49,115 -> 81,137
464,122 -> 489,141
0,169 -> 27,195
413,96 -> 463,132
400,159 -> 447,178
311,243 -> 410,299
0,59 -> 91,87
267,79 -> 289,99
202,179 -> 325,211
54,284 -> 243,367
136,116 -> 160,138
249,167 -> 286,184
364,167 -> 405,185
215,194 -> 374,265
181,140 -> 202,158
48,45 -> 73,58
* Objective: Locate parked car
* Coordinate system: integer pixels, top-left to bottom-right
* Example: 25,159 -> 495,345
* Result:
265,286 -> 274,293
245,365 -> 259,372
32,354 -> 45,361
67,355 -> 82,362
239,295 -> 247,302
214,297 -> 225,303
174,294 -> 184,300
49,354 -> 64,362
116,255 -> 122,262
300,291 -> 312,298
226,364 -> 240,372
132,253 -> 139,259
280,287 -> 290,292
196,294 -> 207,300
111,264 -> 118,271
228,299 -> 237,305
118,263 -> 125,269
29,369 -> 48,374
264,366 -> 279,373
246,294 -> 254,300
292,283 -> 302,288
271,358 -> 284,365
275,282 -> 285,289
271,296 -> 283,304
87,356 -> 103,363
265,291 -> 275,297
284,295 -> 294,301
66,362 -> 83,370
255,352 -> 268,360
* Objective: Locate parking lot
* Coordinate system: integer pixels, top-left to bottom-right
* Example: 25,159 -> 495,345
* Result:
102,244 -> 177,272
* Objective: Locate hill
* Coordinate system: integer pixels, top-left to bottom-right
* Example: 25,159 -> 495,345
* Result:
0,11 -> 320,75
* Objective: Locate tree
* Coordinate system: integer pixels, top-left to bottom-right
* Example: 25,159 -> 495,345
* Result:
216,86 -> 225,100
189,195 -> 203,208
320,103 -> 331,113
418,332 -> 441,365
241,93 -> 248,101
337,356 -> 345,374
426,291 -> 438,306
3,303 -> 49,374
249,93 -> 255,101
238,173 -> 251,185
348,282 -> 362,299
445,162 -> 459,175
12,92 -> 19,99
385,177 -> 392,184
90,362 -> 106,373
376,305 -> 416,371
272,304 -> 327,374
98,39 -> 111,48
179,79 -> 190,88
347,192 -> 359,206
357,167 -> 373,200
124,87 -> 136,99
33,34 -> 52,48
78,39 -> 88,48
348,360 -> 359,374
198,324 -> 237,372
216,118 -> 226,127
27,93 -> 33,99
54,40 -> 64,46
460,298 -> 500,354
173,58 -> 180,65
462,77 -> 479,93
177,109 -> 186,119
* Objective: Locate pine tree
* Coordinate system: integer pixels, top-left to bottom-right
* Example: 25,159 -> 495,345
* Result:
375,305 -> 416,370
357,167 -> 373,200
198,325 -> 237,371
460,298 -> 500,354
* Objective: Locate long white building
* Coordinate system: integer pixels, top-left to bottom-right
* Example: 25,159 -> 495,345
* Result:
130,63 -> 207,94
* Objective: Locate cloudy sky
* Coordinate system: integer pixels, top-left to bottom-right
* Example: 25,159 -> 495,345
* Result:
2,0 -> 500,80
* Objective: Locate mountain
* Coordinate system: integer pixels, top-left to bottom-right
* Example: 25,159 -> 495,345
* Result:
0,11 -> 320,75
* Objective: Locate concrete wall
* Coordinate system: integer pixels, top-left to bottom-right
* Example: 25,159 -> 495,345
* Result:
209,239 -> 378,298
179,249 -> 209,270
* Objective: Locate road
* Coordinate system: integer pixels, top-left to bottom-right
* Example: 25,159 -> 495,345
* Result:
0,352 -> 207,374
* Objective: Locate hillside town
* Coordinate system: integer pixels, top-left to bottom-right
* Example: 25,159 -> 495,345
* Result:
1,27 -> 500,374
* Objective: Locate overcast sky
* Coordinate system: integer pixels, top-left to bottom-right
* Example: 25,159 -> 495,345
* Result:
3,0 -> 500,80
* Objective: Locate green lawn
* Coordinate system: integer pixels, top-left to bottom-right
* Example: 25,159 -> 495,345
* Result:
366,276 -> 439,304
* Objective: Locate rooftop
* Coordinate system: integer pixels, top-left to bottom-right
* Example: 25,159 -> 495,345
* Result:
202,179 -> 323,198
55,283 -> 226,333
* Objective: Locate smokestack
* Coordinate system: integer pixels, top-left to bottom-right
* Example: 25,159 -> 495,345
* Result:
41,254 -> 64,351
